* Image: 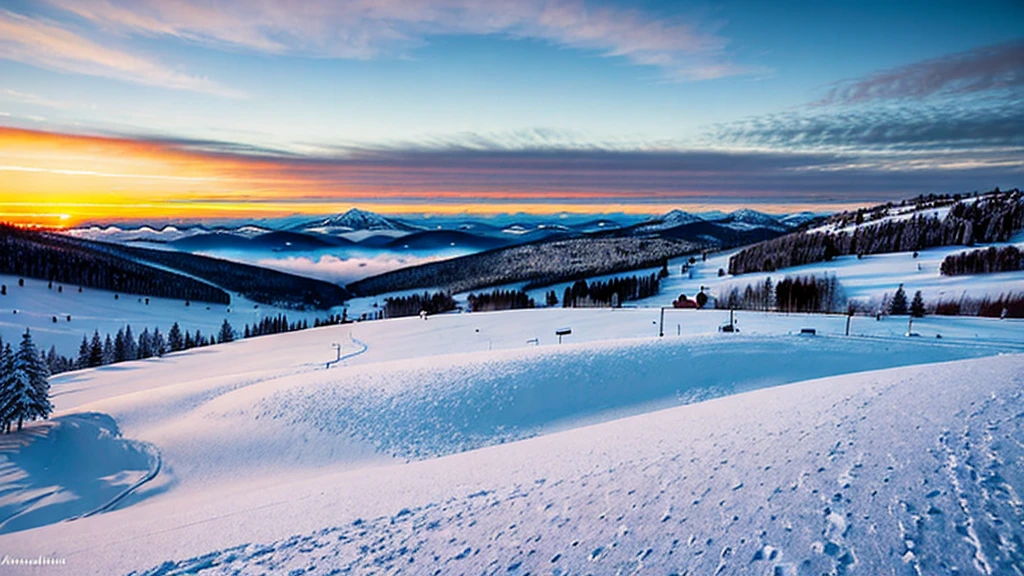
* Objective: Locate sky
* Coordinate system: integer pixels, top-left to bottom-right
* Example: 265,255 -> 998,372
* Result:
0,0 -> 1022,225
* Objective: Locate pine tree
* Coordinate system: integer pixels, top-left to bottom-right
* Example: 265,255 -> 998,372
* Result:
138,328 -> 153,358
1,330 -> 51,431
151,327 -> 166,356
168,322 -> 184,352
88,330 -> 104,367
218,315 -> 235,342
77,335 -> 90,369
910,290 -> 926,318
103,335 -> 115,365
889,284 -> 909,315
0,341 -> 14,432
18,330 -> 51,426
124,325 -> 137,360
114,328 -> 127,362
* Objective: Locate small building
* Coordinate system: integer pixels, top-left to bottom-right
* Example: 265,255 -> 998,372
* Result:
673,294 -> 699,309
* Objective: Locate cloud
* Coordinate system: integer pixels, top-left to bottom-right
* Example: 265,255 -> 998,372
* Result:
713,101 -> 1024,150
0,10 -> 242,97
816,40 -> 1024,105
250,253 -> 458,284
40,0 -> 756,81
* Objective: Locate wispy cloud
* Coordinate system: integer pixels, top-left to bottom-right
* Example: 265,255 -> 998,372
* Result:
0,10 -> 242,97
816,40 -> 1024,105
41,0 -> 756,81
713,101 -> 1024,150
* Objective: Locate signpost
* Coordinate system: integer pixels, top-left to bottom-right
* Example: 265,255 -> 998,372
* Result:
555,328 -> 572,344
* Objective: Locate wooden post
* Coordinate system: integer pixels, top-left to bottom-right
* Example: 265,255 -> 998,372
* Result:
845,314 -> 852,336
659,307 -> 665,337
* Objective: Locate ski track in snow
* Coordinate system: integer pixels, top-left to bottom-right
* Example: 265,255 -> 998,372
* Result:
125,356 -> 1024,576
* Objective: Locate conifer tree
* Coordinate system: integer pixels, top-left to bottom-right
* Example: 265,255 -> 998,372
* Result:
1,330 -> 51,431
0,341 -> 14,432
152,327 -> 166,356
77,335 -> 90,369
103,335 -> 115,365
114,328 -> 127,362
910,290 -> 926,318
124,325 -> 137,360
168,322 -> 184,352
138,328 -> 153,358
889,284 -> 909,315
88,330 -> 104,367
218,319 -> 235,344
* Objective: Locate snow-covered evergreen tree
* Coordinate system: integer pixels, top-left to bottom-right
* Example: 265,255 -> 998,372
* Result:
0,340 -> 13,432
1,330 -> 51,432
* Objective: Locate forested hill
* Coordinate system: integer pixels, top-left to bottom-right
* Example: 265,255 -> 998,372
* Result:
348,236 -> 696,296
728,189 -> 1024,275
109,244 -> 349,310
0,224 -> 230,304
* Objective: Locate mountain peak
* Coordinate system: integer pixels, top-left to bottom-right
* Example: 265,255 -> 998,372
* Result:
659,209 -> 704,226
301,208 -> 416,232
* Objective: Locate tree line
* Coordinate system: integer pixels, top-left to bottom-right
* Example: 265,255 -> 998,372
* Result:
0,224 -> 229,304
384,291 -> 458,318
940,246 -> 1023,276
467,289 -> 535,312
562,273 -> 661,308
0,330 -> 52,433
933,293 -> 1024,318
728,189 -> 1024,275
716,274 -> 846,314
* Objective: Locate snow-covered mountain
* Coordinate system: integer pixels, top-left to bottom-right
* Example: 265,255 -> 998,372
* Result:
65,224 -> 271,243
295,208 -> 420,235
713,208 -> 789,232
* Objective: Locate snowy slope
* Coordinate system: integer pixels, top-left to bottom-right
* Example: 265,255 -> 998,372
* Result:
0,338 -> 1019,574
0,274 -> 345,356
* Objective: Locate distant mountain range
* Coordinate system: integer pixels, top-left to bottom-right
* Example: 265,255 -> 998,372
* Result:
63,207 -> 824,257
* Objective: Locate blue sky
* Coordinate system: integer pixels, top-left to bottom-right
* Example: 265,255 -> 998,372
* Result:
0,0 -> 1021,222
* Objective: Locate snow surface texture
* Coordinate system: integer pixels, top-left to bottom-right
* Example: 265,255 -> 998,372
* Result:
0,304 -> 1021,574
133,355 -> 1024,575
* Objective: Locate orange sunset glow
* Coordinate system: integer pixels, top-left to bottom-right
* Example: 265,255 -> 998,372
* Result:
1,127 -> 872,225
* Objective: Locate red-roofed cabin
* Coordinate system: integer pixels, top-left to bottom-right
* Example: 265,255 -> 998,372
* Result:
673,294 -> 699,309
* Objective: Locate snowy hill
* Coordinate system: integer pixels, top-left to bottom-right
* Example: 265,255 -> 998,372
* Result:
0,307 -> 1020,574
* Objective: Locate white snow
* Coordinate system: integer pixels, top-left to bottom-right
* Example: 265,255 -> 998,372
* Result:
0,302 -> 1020,574
0,274 -> 344,356
2,224 -> 1024,575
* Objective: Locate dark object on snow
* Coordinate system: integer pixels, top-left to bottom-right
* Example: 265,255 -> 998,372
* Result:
800,328 -> 816,335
